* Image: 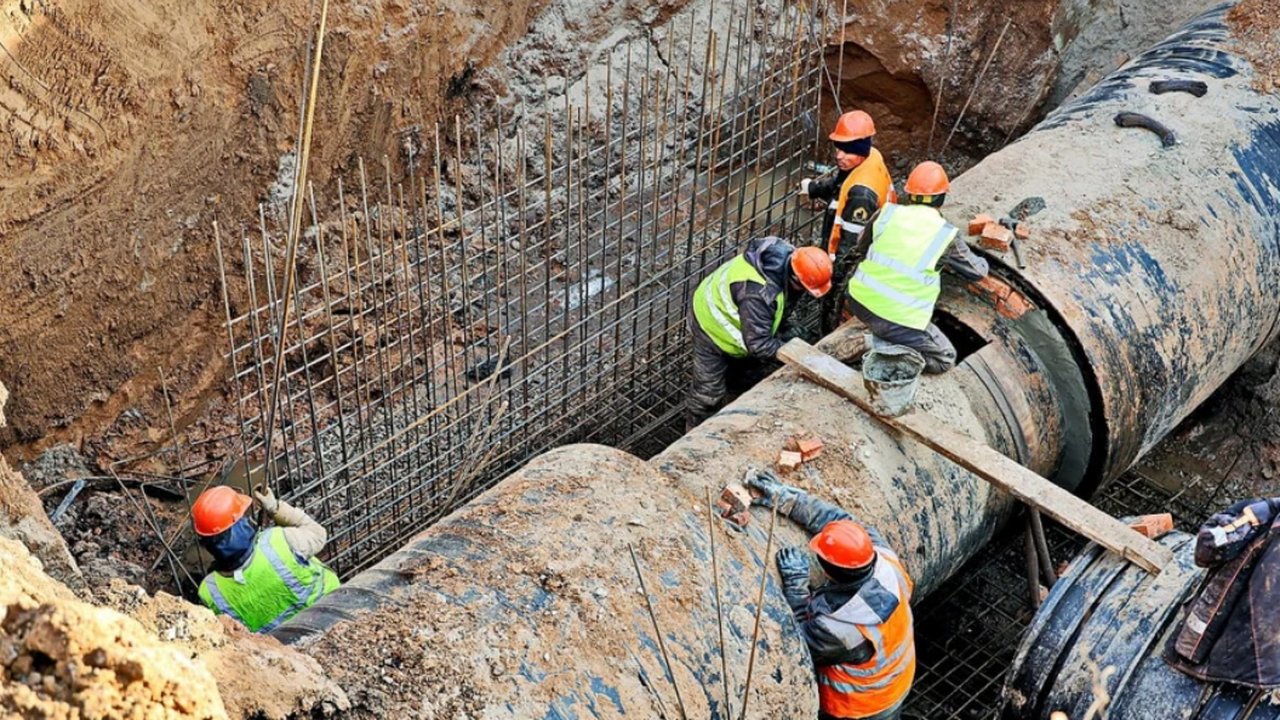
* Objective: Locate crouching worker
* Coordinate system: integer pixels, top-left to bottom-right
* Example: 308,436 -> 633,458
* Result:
192,485 -> 340,633
846,161 -> 987,373
746,473 -> 915,720
687,237 -> 834,430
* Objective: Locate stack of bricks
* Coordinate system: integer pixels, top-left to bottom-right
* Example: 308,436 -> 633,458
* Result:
778,435 -> 825,471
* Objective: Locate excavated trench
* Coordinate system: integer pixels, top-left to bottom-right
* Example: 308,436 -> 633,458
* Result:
3,0 -> 1277,719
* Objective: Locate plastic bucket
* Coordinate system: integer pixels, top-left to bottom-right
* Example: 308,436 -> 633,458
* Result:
862,339 -> 926,418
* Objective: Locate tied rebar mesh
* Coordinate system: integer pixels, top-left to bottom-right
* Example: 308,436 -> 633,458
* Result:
215,1 -> 841,576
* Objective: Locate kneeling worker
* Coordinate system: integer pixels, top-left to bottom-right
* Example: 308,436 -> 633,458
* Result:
192,485 -> 340,633
747,473 -> 915,720
846,161 -> 988,373
687,237 -> 833,429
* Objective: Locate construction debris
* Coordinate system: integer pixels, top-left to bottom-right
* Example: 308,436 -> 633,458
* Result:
1128,513 -> 1175,539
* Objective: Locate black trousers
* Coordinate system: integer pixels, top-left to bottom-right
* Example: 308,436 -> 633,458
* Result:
686,317 -> 777,430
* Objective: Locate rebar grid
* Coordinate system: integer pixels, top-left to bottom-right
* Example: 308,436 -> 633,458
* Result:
214,2 -> 839,576
906,456 -> 1242,720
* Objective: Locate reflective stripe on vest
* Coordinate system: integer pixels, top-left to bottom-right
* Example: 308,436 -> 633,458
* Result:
817,554 -> 916,717
828,148 -> 893,255
692,254 -> 786,357
847,204 -> 956,330
198,527 -> 340,633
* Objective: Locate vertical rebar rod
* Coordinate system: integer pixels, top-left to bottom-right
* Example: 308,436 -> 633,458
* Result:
262,0 -> 330,491
706,487 -> 733,720
740,504 -> 778,720
628,542 -> 690,720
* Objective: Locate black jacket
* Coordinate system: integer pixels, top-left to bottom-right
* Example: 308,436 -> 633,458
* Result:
733,236 -> 801,360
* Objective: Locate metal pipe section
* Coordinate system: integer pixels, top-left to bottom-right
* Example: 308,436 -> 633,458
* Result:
1000,534 -> 1280,720
279,6 -> 1280,717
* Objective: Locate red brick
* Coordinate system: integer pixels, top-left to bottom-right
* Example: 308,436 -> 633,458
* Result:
1129,513 -> 1174,539
979,222 -> 1014,251
777,451 -> 803,471
1015,222 -> 1031,240
968,213 -> 995,236
797,437 -> 824,462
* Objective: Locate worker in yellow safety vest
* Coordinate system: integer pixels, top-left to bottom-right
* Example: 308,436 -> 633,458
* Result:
687,237 -> 833,429
192,485 -> 340,633
844,161 -> 988,373
798,110 -> 897,333
745,472 -> 916,720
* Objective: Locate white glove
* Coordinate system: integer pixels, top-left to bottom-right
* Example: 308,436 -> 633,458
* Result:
253,484 -> 279,515
799,178 -> 812,196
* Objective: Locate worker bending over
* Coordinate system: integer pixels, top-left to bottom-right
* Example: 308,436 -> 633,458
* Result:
747,473 -> 915,720
846,161 -> 987,373
192,485 -> 340,633
687,237 -> 833,429
798,111 -> 896,333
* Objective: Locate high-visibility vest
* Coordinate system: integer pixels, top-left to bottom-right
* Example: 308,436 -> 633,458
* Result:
692,254 -> 786,357
847,204 -> 956,331
827,147 -> 895,256
817,552 -> 916,719
198,527 -> 341,633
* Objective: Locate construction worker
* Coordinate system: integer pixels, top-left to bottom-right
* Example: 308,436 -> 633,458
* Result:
746,473 -> 915,720
192,485 -> 340,633
687,237 -> 833,429
799,110 -> 896,333
845,161 -> 988,373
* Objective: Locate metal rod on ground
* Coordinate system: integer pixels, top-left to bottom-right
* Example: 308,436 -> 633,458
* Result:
940,17 -> 1012,157
706,487 -> 733,720
261,0 -> 330,492
740,503 -> 778,720
625,643 -> 673,720
107,465 -> 198,593
1024,511 -> 1042,609
628,542 -> 690,720
1030,508 -> 1057,589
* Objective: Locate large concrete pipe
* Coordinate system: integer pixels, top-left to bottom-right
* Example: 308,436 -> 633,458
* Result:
277,5 -> 1280,717
1001,534 -> 1280,720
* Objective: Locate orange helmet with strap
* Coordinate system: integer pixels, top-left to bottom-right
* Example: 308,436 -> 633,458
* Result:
904,161 -> 951,196
193,486 -> 253,537
809,519 -> 876,569
791,246 -> 834,297
829,111 -> 876,142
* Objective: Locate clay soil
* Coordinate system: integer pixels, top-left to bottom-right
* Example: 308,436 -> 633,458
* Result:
0,0 -> 546,461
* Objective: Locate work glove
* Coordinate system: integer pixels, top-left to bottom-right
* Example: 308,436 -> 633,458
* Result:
778,325 -> 818,345
253,484 -> 279,515
798,178 -> 812,196
744,470 -> 800,516
776,546 -> 811,614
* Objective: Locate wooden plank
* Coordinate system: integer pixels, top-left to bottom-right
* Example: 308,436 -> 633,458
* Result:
777,339 -> 1174,575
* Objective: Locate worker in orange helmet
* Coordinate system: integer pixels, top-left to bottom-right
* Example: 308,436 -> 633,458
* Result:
192,484 -> 340,633
844,161 -> 988,373
687,238 -> 833,429
746,472 -> 916,720
799,110 -> 897,333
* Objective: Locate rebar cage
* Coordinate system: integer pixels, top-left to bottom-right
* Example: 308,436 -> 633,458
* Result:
215,0 -> 842,576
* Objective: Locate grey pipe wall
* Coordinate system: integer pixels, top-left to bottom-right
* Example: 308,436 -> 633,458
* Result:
278,5 -> 1280,718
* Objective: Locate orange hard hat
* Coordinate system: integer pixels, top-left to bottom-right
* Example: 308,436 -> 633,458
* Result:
791,246 -> 833,298
809,519 -> 876,570
904,161 -> 951,196
193,486 -> 253,537
829,110 -> 876,143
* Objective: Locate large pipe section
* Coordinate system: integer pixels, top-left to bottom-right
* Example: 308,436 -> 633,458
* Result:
278,5 -> 1280,717
1001,533 -> 1280,720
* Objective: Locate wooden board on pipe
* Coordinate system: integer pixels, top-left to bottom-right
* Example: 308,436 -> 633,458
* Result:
777,339 -> 1173,575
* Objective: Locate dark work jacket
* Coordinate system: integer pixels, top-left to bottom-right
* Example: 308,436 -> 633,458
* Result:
782,492 -> 899,667
1166,498 -> 1280,689
732,237 -> 802,360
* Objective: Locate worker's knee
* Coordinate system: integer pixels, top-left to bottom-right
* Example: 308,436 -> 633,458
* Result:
922,353 -> 956,375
